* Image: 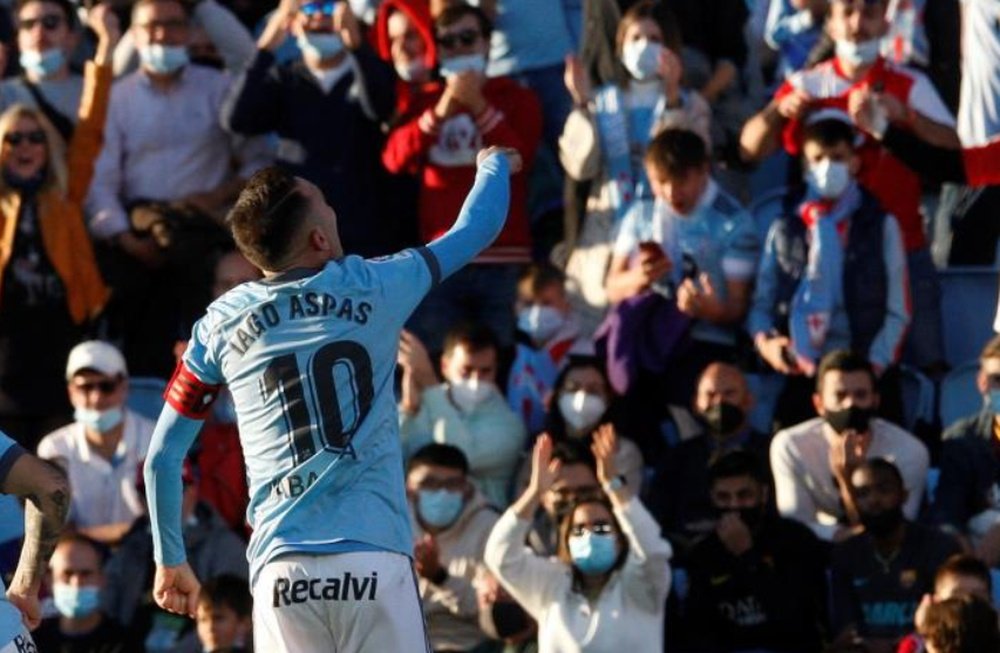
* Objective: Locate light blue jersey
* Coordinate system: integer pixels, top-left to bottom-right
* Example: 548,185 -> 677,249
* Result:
146,154 -> 513,587
0,431 -> 27,647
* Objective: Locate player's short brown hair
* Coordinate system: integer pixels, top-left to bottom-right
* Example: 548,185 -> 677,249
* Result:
226,167 -> 311,271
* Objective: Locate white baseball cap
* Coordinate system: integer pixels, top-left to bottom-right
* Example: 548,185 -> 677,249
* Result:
65,341 -> 128,380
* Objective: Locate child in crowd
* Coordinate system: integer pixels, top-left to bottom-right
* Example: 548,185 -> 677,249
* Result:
196,574 -> 253,653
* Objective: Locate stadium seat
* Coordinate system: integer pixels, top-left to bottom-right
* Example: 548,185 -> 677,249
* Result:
938,360 -> 981,431
898,365 -> 935,432
938,267 -> 999,367
127,376 -> 168,421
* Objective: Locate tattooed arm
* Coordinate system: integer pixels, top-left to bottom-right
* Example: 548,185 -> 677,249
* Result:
1,453 -> 70,630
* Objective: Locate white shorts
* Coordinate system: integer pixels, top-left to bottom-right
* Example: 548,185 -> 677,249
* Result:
253,550 -> 430,653
0,630 -> 35,653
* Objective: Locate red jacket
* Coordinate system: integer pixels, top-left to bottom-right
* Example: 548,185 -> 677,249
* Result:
382,77 -> 542,264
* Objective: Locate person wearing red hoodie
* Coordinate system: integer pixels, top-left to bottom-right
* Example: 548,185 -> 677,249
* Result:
383,3 -> 542,354
373,0 -> 439,117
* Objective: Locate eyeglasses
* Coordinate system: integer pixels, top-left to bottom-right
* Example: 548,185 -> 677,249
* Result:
435,28 -> 481,50
300,1 -> 337,17
72,379 -> 121,395
570,522 -> 615,537
4,130 -> 45,146
18,14 -> 63,32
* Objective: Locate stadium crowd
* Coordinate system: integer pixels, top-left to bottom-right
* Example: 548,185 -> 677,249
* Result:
0,0 -> 998,649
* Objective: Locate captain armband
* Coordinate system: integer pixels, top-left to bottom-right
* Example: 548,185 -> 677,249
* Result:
164,361 -> 222,419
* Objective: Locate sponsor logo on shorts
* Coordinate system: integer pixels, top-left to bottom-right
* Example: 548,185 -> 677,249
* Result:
13,635 -> 37,653
273,571 -> 378,607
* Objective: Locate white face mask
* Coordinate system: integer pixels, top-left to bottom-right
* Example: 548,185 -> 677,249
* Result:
558,390 -> 607,433
805,159 -> 852,199
621,38 -> 662,81
439,53 -> 487,78
517,305 -> 566,345
835,38 -> 881,67
449,377 -> 494,412
394,58 -> 428,82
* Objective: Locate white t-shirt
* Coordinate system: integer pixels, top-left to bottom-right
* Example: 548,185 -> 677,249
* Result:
37,409 -> 154,529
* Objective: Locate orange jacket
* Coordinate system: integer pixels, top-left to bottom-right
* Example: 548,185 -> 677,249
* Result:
0,61 -> 111,324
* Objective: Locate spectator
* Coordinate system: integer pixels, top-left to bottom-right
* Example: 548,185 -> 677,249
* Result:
646,362 -> 771,552
898,554 -> 993,653
485,430 -> 672,653
880,0 -> 961,112
87,0 -> 270,377
933,335 -> 1000,564
104,458 -> 247,652
830,459 -> 960,651
604,127 -> 759,399
399,323 -> 526,508
373,0 -> 439,114
741,0 -> 957,373
37,341 -> 153,546
765,0 -> 826,80
0,0 -> 83,137
684,450 -> 827,652
382,4 -> 541,353
542,357 -> 644,491
0,5 -> 116,450
507,263 -> 583,434
770,350 -> 928,541
560,0 -> 711,336
32,534 -> 136,652
406,444 -> 499,653
749,114 -> 910,427
525,440 -> 601,557
224,0 -> 397,257
195,575 -> 252,653
918,596 -> 1000,653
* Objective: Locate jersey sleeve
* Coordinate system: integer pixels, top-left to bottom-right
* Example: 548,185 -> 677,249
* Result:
721,213 -> 761,281
368,247 -> 439,323
166,314 -> 225,419
907,70 -> 957,128
181,314 -> 225,385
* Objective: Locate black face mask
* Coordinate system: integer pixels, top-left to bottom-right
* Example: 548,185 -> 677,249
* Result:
3,169 -> 44,194
860,506 -> 904,538
824,405 -> 875,434
702,402 -> 746,436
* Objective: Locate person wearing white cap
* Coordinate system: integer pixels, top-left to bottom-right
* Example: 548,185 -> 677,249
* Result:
36,340 -> 155,545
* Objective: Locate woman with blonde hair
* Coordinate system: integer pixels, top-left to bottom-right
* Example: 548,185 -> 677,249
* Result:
0,4 -> 119,448
485,428 -> 671,652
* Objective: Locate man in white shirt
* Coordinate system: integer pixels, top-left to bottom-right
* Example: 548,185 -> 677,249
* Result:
37,341 -> 154,546
770,349 -> 928,541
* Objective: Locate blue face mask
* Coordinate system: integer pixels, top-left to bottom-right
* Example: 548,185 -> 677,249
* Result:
297,31 -> 345,60
138,44 -> 190,75
417,489 -> 464,528
53,583 -> 101,619
438,53 -> 487,78
568,532 -> 619,575
988,389 -> 1000,415
74,406 -> 123,433
19,48 -> 65,78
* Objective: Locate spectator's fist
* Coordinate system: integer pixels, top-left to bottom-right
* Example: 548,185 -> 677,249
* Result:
776,88 -> 811,120
258,0 -> 299,52
477,147 -> 523,174
413,534 -> 444,580
527,434 -> 561,497
87,3 -> 120,48
756,334 -> 801,376
6,585 -> 41,631
334,1 -> 362,50
153,563 -> 201,618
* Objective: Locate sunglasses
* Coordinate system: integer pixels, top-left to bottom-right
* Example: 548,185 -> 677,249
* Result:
72,379 -> 121,395
570,522 -> 615,537
18,14 -> 63,32
435,28 -> 481,50
4,130 -> 45,146
300,1 -> 337,17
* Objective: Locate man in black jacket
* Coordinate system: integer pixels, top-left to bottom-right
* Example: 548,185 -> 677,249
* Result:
222,0 -> 397,257
684,450 -> 828,651
934,335 -> 1000,563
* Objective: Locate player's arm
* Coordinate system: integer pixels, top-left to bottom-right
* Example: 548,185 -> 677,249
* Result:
144,362 -> 222,617
426,147 -> 521,280
2,450 -> 71,629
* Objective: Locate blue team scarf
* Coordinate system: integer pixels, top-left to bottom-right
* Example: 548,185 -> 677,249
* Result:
594,84 -> 671,223
788,182 -> 862,374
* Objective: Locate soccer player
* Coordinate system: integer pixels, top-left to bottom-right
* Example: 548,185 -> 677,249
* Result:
0,431 -> 71,652
144,146 -> 521,651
